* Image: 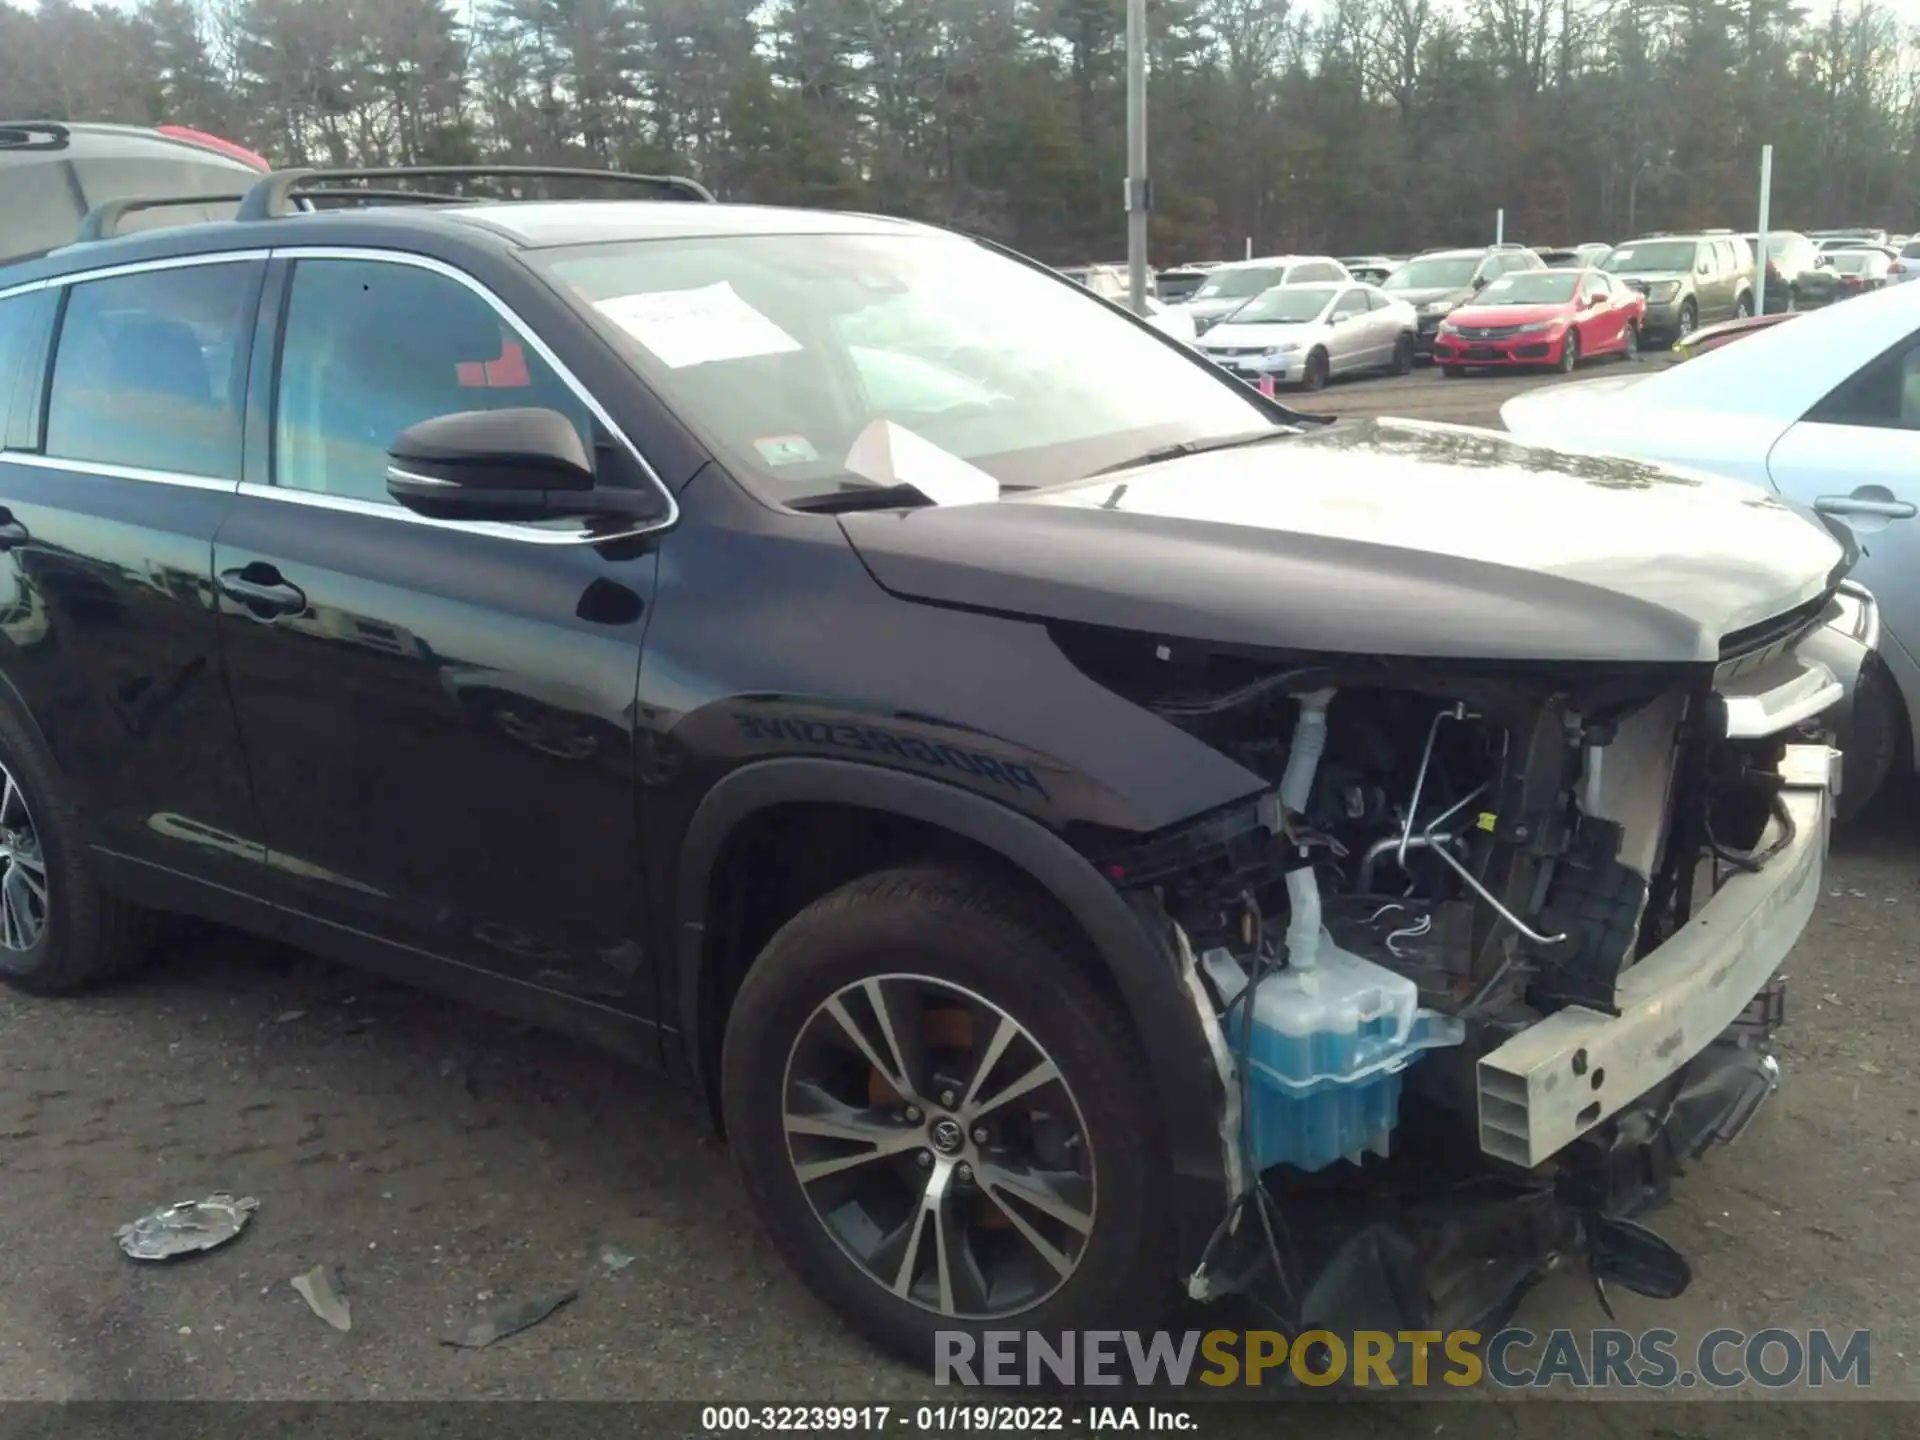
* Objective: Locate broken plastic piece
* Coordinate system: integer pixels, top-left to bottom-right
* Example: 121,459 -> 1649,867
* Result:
440,1288 -> 576,1349
292,1264 -> 351,1331
116,1195 -> 259,1261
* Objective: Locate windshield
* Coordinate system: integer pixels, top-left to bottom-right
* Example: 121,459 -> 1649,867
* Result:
1192,266 -> 1283,300
535,233 -> 1271,503
1383,257 -> 1478,290
1475,272 -> 1580,304
1603,241 -> 1697,273
1224,286 -> 1335,324
1830,252 -> 1876,273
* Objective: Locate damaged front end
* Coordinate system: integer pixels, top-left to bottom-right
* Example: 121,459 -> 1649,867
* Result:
1076,606 -> 1839,1344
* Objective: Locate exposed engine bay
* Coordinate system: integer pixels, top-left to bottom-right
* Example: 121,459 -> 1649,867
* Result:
1080,624 -> 1841,1352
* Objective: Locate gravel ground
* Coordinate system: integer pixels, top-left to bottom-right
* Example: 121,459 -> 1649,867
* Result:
0,362 -> 1908,1420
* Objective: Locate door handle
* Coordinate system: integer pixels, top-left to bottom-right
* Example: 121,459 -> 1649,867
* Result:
1815,495 -> 1917,520
0,507 -> 28,550
217,563 -> 307,617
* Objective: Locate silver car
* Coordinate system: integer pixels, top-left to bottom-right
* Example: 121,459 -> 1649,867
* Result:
1198,282 -> 1418,390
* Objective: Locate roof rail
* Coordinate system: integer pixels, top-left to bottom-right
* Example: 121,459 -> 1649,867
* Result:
76,193 -> 246,243
0,121 -> 71,152
73,186 -> 487,245
236,164 -> 714,220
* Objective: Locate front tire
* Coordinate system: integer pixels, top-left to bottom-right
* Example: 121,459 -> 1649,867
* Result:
1390,334 -> 1414,376
0,700 -> 149,995
1735,292 -> 1753,320
1836,656 -> 1903,824
721,867 -> 1172,1368
1557,329 -> 1581,374
1623,322 -> 1640,361
1300,348 -> 1330,392
1676,300 -> 1698,340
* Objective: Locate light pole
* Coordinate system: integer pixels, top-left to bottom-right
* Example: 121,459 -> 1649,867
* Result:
1125,0 -> 1149,314
1754,144 -> 1773,315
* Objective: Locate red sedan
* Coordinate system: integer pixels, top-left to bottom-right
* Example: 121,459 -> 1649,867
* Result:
1433,267 -> 1646,376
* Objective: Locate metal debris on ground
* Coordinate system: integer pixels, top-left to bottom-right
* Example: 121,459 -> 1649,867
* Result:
115,1195 -> 260,1261
273,1010 -> 306,1024
292,1264 -> 352,1331
441,1288 -> 576,1349
598,1243 -> 635,1273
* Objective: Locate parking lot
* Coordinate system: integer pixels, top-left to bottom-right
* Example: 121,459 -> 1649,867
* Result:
0,359 -> 1908,1419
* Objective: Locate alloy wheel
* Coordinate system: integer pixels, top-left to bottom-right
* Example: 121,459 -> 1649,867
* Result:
0,763 -> 49,952
781,973 -> 1096,1319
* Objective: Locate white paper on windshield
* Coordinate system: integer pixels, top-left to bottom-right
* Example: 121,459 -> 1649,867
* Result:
1611,248 -> 1634,263
594,282 -> 802,368
845,420 -> 998,507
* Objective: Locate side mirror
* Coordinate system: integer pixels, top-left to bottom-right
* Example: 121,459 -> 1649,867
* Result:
386,408 -> 642,523
1471,274 -> 1489,290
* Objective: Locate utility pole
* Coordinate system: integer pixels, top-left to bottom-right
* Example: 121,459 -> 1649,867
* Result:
1755,144 -> 1773,315
1125,0 -> 1149,314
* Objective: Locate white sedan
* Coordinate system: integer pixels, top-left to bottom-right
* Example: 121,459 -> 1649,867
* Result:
1500,282 -> 1920,811
1196,282 -> 1417,390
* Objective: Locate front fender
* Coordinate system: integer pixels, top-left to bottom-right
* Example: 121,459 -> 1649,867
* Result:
673,756 -> 1228,1265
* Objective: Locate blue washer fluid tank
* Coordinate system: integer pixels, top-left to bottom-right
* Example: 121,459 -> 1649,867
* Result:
1210,936 -> 1466,1175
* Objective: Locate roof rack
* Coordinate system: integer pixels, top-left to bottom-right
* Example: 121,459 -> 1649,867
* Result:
0,121 -> 71,153
72,186 -> 486,245
77,193 -> 246,242
235,164 -> 714,220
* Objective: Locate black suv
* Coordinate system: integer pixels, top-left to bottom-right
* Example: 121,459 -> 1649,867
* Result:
0,167 -> 1855,1369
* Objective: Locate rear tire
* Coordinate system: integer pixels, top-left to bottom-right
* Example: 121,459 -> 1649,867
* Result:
721,866 -> 1173,1370
0,700 -> 150,995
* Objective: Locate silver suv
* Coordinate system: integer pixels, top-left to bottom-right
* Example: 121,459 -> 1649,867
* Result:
1,121 -> 267,269
1600,232 -> 1755,343
1182,255 -> 1352,333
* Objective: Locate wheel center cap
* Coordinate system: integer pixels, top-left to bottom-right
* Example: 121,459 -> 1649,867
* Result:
928,1117 -> 965,1155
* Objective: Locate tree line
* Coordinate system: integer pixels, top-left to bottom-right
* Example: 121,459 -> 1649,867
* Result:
4,0 -> 1917,265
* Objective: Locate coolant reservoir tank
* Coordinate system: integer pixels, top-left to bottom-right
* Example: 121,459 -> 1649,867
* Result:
1232,934 -> 1464,1174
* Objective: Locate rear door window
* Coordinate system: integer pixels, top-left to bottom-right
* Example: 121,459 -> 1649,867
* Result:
43,259 -> 264,480
0,291 -> 49,444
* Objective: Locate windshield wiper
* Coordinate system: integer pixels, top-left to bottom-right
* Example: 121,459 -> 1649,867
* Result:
788,482 -> 941,514
1087,426 -> 1298,478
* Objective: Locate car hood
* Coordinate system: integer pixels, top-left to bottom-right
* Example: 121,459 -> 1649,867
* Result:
1201,319 -> 1325,346
1609,270 -> 1686,285
1445,301 -> 1574,327
838,417 -> 1846,665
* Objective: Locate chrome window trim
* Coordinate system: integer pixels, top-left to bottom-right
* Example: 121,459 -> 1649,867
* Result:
0,249 -> 273,303
1,245 -> 681,548
232,480 -> 631,545
264,246 -> 678,545
0,453 -> 237,492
